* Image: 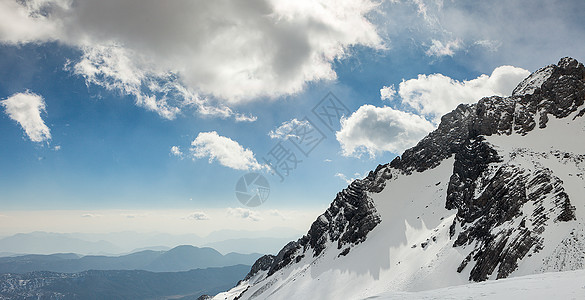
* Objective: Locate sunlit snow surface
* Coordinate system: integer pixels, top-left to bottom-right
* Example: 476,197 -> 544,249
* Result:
215,269 -> 585,300
370,269 -> 585,299
512,65 -> 554,96
215,107 -> 585,299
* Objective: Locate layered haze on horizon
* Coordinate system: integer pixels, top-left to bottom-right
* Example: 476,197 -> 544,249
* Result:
1,0 -> 584,244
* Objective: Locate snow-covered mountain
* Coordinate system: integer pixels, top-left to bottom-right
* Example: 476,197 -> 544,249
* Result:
215,57 -> 585,300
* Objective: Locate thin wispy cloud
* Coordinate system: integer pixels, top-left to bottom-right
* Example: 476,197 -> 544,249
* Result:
186,211 -> 210,221
335,172 -> 367,184
81,213 -> 102,218
227,207 -> 262,222
425,39 -> 462,57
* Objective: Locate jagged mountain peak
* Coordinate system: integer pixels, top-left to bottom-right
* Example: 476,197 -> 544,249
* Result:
513,57 -> 585,97
218,57 -> 585,299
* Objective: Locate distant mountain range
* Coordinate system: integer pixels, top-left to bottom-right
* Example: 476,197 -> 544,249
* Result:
202,237 -> 297,255
0,228 -> 301,255
0,265 -> 250,300
0,232 -> 122,255
0,245 -> 261,274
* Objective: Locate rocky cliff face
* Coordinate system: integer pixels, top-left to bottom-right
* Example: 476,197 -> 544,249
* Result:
227,57 -> 585,299
242,172 -> 386,280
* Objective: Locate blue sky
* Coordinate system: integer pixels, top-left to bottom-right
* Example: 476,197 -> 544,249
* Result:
1,0 -> 584,237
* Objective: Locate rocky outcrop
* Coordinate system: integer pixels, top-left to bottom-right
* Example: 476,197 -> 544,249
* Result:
243,57 -> 585,284
445,58 -> 583,281
390,57 -> 585,176
243,255 -> 275,280
245,170 -> 385,279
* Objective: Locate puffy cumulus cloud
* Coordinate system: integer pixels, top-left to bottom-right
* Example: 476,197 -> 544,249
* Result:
380,85 -> 396,101
1,91 -> 52,142
227,207 -> 261,222
268,118 -> 311,140
357,65 -> 530,157
398,65 -> 530,122
0,0 -> 65,43
336,105 -> 434,157
1,0 -> 382,117
186,211 -> 210,221
190,131 -> 264,171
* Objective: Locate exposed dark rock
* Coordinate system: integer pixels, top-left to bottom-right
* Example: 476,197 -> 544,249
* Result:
445,136 -> 502,220
242,57 -> 585,288
446,57 -> 584,281
390,103 -> 475,174
244,254 -> 275,281
247,166 -> 385,279
387,57 -> 584,282
338,248 -> 350,257
267,241 -> 302,276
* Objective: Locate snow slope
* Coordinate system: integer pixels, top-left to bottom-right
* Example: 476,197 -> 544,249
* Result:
217,112 -> 584,299
485,111 -> 585,276
371,269 -> 585,300
214,58 -> 585,300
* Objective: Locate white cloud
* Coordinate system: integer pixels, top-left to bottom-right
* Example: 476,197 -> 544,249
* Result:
336,105 -> 435,157
227,207 -> 261,222
121,213 -> 146,219
1,0 -> 382,115
344,64 -> 530,158
397,65 -> 530,122
380,0 -> 585,71
268,118 -> 311,140
425,39 -> 462,57
234,114 -> 258,123
380,85 -> 397,101
53,145 -> 61,151
335,172 -> 367,184
1,91 -> 52,142
0,0 -> 64,44
186,211 -> 210,221
335,172 -> 351,184
190,131 -> 263,171
474,39 -> 502,52
71,44 -> 181,120
81,213 -> 102,218
170,146 -> 183,158
267,209 -> 288,220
